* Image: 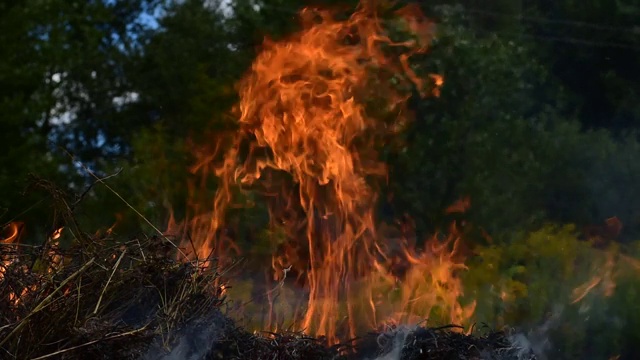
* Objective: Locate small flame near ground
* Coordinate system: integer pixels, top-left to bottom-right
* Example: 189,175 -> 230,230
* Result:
1,223 -> 64,306
170,1 -> 470,343
1,222 -> 22,282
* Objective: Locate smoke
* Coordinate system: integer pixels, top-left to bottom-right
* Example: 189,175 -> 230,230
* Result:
366,323 -> 539,360
142,310 -> 233,360
507,305 -> 564,360
369,325 -> 413,360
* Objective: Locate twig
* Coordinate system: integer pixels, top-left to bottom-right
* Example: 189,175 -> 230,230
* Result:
74,276 -> 82,326
30,324 -> 149,360
94,249 -> 127,314
59,147 -> 188,259
0,198 -> 46,228
0,258 -> 96,348
27,176 -> 86,246
71,168 -> 123,210
135,238 -> 147,263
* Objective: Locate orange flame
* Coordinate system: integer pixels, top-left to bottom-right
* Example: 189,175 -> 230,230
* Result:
1,222 -> 22,244
1,224 -> 66,306
47,226 -> 65,272
572,247 -> 617,304
1,222 -> 23,281
429,74 -> 444,97
180,2 -> 467,343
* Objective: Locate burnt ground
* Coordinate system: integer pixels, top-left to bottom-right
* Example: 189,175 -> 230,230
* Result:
153,318 -> 537,360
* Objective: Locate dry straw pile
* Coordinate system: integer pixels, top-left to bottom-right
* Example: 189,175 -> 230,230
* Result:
0,179 -> 534,360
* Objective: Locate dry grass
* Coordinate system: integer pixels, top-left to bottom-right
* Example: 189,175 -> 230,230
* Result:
0,231 -> 225,359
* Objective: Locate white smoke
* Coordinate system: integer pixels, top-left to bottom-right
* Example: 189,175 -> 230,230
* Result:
367,323 -> 540,360
142,311 -> 230,360
370,325 -> 414,360
507,305 -> 565,360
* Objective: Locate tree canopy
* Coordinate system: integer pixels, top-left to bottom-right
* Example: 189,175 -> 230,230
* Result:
2,0 -> 640,240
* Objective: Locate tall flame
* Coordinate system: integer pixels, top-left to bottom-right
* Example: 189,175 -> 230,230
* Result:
181,2 -> 471,342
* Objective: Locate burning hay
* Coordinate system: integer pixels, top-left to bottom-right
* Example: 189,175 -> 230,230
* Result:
0,224 -> 535,360
1,202 -> 534,360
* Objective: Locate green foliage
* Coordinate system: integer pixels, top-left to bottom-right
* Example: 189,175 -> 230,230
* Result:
380,4 -> 640,240
132,0 -> 242,137
464,225 -> 591,325
76,0 -> 242,235
76,123 -> 192,234
523,0 -> 640,131
464,224 -> 640,359
382,5 -> 563,237
0,0 -> 157,238
542,127 -> 640,240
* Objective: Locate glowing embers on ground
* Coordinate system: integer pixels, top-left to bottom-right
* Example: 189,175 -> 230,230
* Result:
175,1 -> 468,344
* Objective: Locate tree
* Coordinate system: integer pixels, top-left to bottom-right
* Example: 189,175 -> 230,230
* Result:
521,0 -> 640,131
380,5 -> 564,238
0,0 -> 157,239
77,0 -> 249,233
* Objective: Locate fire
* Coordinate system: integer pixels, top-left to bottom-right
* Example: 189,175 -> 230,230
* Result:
429,74 -> 444,97
178,1 -> 471,343
1,224 -> 64,306
51,226 -> 64,240
1,222 -> 22,243
47,226 -> 65,272
1,222 -> 22,281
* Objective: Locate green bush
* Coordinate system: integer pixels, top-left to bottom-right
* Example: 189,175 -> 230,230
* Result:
463,224 -> 640,359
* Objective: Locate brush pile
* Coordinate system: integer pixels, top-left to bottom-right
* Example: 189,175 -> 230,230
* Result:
0,230 -> 225,359
0,179 -> 535,360
0,231 -> 535,360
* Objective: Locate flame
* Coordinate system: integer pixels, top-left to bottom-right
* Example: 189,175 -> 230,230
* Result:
51,226 -> 64,241
1,222 -> 22,245
570,218 -> 632,305
1,222 -> 23,281
1,224 -> 66,306
1,222 -> 26,306
47,227 -> 65,272
429,74 -> 444,97
179,1 -> 469,343
571,246 -> 617,304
